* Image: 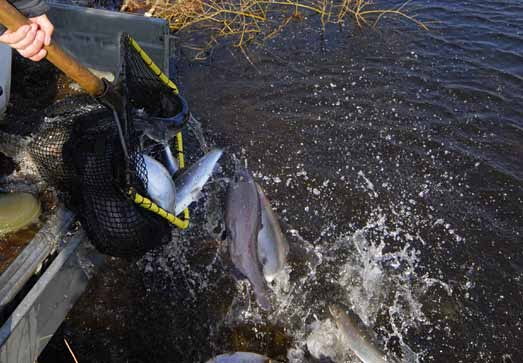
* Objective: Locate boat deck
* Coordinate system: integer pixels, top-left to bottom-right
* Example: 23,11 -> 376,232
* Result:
0,4 -> 171,360
0,225 -> 40,276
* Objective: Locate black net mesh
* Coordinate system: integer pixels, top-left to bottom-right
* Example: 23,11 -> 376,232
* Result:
63,110 -> 171,257
29,95 -> 103,203
123,34 -> 188,150
30,118 -> 76,192
123,36 -> 187,125
22,33 -> 189,257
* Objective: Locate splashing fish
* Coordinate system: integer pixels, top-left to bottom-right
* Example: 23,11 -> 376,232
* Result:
174,148 -> 223,215
256,183 -> 289,282
205,352 -> 279,363
226,168 -> 271,310
329,304 -> 395,363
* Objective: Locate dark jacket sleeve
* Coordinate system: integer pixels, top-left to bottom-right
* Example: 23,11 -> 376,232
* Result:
0,0 -> 49,35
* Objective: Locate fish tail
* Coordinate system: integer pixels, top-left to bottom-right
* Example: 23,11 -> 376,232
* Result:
255,288 -> 271,311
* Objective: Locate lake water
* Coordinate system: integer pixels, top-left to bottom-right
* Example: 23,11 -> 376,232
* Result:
40,1 -> 522,362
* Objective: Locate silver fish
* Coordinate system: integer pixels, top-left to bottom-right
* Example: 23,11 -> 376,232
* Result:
143,154 -> 176,213
162,143 -> 179,176
205,352 -> 277,363
329,304 -> 391,363
226,168 -> 271,310
256,184 -> 289,282
174,148 -> 223,215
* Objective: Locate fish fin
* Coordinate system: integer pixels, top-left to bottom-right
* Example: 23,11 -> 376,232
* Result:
254,288 -> 271,311
230,265 -> 247,280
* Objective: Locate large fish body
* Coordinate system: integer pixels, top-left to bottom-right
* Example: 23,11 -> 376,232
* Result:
143,154 -> 176,213
329,304 -> 390,363
226,168 -> 270,310
174,148 -> 223,215
256,184 -> 289,282
205,352 -> 276,363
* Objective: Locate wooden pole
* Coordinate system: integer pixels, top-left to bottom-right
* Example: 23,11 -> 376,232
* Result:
0,0 -> 106,96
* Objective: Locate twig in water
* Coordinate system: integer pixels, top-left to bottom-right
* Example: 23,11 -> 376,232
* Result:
140,0 -> 428,60
64,338 -> 79,363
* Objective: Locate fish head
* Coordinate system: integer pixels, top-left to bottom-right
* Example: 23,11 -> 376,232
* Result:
226,167 -> 258,211
143,154 -> 176,213
255,182 -> 271,208
329,304 -> 367,331
328,304 -> 343,321
255,288 -> 271,311
237,166 -> 255,183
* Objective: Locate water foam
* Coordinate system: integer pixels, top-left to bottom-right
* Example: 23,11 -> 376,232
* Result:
137,136 -> 459,362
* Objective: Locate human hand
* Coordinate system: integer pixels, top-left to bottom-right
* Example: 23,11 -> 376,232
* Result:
0,14 -> 54,62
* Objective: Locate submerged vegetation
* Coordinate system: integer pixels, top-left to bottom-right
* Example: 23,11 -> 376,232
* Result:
121,0 -> 426,57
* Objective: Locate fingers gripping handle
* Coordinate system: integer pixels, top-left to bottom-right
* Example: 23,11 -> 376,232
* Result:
0,0 -> 105,96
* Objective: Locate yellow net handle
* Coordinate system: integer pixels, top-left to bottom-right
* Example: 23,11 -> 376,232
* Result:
129,37 -> 180,95
128,36 -> 189,229
129,188 -> 189,229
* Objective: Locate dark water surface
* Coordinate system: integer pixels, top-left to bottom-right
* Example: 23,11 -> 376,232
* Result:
177,0 -> 523,361
42,1 -> 522,362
